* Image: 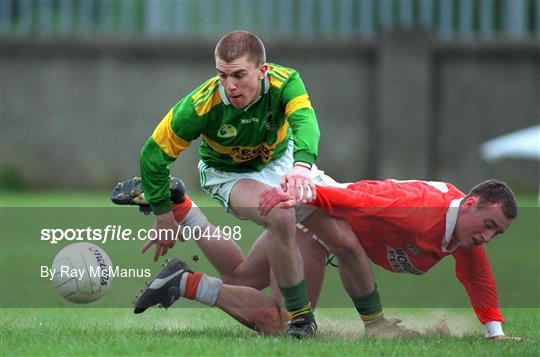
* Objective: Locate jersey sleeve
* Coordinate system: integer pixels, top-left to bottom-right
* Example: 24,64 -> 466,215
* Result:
452,246 -> 504,324
281,72 -> 320,165
140,97 -> 203,214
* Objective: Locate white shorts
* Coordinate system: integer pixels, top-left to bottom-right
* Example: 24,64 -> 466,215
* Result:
198,140 -> 343,222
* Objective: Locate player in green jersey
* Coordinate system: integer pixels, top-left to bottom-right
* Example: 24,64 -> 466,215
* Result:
138,31 -> 378,338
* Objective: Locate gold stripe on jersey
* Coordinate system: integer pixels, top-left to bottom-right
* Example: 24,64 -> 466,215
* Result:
151,109 -> 191,158
269,66 -> 291,80
267,65 -> 292,88
193,81 -> 219,107
192,77 -> 219,102
194,92 -> 222,116
285,94 -> 312,118
202,122 -> 290,163
269,76 -> 284,88
193,90 -> 215,110
191,77 -> 222,116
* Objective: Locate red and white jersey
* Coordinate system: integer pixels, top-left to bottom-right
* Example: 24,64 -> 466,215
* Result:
313,179 -> 503,324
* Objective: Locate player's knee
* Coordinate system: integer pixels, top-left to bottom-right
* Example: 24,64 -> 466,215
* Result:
332,234 -> 361,256
264,207 -> 295,232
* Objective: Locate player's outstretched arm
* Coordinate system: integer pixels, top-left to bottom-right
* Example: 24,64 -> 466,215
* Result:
452,247 -> 511,339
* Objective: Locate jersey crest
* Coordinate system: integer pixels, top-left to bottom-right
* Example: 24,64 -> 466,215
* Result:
386,246 -> 424,275
217,124 -> 237,138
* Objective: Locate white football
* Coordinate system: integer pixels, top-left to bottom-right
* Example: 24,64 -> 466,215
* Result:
51,242 -> 113,303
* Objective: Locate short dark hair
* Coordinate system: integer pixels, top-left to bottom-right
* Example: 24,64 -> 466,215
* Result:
465,179 -> 518,219
214,30 -> 266,66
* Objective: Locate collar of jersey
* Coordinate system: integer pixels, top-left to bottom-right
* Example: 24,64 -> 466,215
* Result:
441,198 -> 463,252
218,73 -> 270,111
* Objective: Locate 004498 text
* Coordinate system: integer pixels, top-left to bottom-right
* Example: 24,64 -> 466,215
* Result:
180,225 -> 242,241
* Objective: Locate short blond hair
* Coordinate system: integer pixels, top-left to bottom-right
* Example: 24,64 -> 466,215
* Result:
214,30 -> 266,65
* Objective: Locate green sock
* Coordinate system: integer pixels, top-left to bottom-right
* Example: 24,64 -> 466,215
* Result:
279,279 -> 314,320
350,285 -> 383,323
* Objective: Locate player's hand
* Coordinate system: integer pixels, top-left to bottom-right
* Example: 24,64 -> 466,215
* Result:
259,187 -> 296,216
364,317 -> 420,338
141,211 -> 183,262
490,335 -> 523,341
280,164 -> 316,203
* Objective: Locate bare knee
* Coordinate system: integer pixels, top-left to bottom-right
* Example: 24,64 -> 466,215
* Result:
264,207 -> 296,236
330,232 -> 362,257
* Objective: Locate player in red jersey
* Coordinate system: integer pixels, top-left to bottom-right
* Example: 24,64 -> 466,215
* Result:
259,178 -> 520,339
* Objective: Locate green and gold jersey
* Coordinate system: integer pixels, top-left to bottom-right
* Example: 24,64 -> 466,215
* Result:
140,63 -> 320,214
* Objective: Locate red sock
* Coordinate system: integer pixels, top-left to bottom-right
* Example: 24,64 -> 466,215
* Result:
172,195 -> 192,223
183,272 -> 203,300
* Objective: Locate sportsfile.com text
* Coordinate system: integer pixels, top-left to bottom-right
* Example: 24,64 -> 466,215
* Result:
40,225 -> 242,244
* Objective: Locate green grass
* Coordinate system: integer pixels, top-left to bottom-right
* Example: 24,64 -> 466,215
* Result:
1,308 -> 539,356
1,191 -> 539,355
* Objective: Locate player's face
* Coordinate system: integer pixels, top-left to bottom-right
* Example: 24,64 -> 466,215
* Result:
454,197 -> 511,249
216,55 -> 267,109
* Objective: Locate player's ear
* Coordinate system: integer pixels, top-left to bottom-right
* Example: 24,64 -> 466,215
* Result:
463,196 -> 478,211
258,63 -> 268,80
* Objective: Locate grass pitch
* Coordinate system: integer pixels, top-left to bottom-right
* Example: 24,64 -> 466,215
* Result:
1,191 -> 539,355
1,308 -> 539,356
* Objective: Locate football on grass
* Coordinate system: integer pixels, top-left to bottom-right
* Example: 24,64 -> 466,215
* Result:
51,242 -> 112,303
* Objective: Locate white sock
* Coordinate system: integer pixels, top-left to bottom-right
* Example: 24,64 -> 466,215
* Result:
178,201 -> 209,228
196,275 -> 223,306
179,273 -> 223,307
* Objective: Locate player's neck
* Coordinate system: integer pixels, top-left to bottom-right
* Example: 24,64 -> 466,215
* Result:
446,235 -> 461,251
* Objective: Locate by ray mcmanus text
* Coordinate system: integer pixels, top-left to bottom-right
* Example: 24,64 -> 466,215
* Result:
41,265 -> 152,281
